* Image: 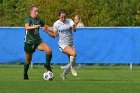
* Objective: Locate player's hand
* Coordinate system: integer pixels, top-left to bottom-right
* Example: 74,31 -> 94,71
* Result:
43,25 -> 49,31
71,24 -> 76,32
35,25 -> 40,29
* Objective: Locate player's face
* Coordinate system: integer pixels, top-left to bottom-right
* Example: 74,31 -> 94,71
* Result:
74,16 -> 80,24
59,13 -> 66,23
31,7 -> 39,18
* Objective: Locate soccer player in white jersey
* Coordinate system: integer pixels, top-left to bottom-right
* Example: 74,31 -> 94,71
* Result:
53,9 -> 77,80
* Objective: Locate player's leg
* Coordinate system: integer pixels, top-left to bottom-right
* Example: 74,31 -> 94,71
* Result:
61,61 -> 71,80
61,45 -> 77,80
24,53 -> 32,80
63,45 -> 76,67
65,47 -> 77,76
24,43 -> 35,80
63,45 -> 76,57
37,42 -> 52,71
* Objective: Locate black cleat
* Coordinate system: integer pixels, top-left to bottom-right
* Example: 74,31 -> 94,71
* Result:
24,73 -> 29,80
44,64 -> 52,72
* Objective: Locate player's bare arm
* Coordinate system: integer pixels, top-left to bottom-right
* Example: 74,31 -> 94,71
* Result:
25,23 -> 40,30
43,25 -> 58,38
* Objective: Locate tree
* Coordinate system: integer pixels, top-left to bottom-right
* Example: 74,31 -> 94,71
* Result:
0,0 -> 140,27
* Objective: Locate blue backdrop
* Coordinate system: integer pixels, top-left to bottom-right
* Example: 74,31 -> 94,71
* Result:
0,27 -> 139,64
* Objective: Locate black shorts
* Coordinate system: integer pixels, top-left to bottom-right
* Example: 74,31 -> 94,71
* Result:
24,41 -> 42,54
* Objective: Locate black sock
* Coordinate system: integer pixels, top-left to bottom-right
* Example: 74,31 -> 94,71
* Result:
45,54 -> 52,71
24,63 -> 29,74
46,54 -> 52,66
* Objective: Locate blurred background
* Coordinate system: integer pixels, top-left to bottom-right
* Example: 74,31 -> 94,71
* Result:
0,0 -> 140,27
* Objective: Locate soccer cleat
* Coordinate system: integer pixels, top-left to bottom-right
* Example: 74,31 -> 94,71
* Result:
71,67 -> 77,76
44,64 -> 52,72
24,73 -> 29,80
60,74 -> 66,80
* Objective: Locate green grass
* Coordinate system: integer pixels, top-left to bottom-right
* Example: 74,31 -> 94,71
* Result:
0,65 -> 140,93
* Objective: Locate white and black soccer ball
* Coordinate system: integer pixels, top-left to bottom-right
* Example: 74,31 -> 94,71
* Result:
43,71 -> 53,81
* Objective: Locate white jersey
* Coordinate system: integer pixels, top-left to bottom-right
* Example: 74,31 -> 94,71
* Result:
77,22 -> 85,27
53,19 -> 74,46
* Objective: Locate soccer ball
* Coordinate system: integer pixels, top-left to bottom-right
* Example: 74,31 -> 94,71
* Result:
43,71 -> 53,81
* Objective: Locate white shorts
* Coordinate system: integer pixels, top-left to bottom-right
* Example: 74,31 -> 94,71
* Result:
59,44 -> 75,52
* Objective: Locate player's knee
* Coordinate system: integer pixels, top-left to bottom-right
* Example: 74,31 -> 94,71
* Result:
71,52 -> 76,57
43,46 -> 52,55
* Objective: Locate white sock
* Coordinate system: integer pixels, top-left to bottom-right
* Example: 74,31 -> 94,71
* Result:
70,56 -> 76,67
63,63 -> 71,75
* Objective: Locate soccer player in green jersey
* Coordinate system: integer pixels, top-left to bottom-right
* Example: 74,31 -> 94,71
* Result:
24,5 -> 56,80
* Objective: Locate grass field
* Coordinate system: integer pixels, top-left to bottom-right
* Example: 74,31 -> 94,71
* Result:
0,65 -> 140,93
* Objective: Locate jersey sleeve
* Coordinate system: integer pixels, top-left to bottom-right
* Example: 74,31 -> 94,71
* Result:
25,16 -> 30,24
69,19 -> 74,26
53,23 -> 58,32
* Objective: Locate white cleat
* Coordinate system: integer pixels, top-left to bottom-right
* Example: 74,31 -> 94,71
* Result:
60,74 -> 66,80
71,67 -> 77,76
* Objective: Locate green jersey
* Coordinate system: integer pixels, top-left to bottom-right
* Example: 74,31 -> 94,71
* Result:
24,16 -> 45,44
